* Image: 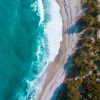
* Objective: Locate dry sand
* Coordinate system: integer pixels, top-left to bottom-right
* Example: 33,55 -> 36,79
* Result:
37,0 -> 81,100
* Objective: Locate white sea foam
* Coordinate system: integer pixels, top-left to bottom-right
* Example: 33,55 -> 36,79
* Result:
31,0 -> 62,62
45,0 -> 63,62
31,1 -> 38,13
38,0 -> 44,24
31,0 -> 44,22
25,0 -> 63,99
26,71 -> 47,100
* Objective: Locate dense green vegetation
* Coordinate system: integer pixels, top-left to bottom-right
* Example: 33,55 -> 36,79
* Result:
57,0 -> 100,100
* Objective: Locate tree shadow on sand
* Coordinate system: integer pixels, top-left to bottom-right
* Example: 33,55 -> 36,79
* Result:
51,8 -> 88,100
64,7 -> 87,35
51,84 -> 67,100
51,55 -> 75,100
65,17 -> 87,35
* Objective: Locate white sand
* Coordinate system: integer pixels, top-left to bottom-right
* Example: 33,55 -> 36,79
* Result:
37,0 -> 82,100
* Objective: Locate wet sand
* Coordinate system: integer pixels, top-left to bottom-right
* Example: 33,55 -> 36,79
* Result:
37,0 -> 81,99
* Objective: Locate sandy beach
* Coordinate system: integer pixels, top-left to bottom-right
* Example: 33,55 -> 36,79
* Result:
37,0 -> 81,99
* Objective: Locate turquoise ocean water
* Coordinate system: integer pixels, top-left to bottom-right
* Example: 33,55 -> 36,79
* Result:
0,0 -> 62,99
0,0 -> 49,99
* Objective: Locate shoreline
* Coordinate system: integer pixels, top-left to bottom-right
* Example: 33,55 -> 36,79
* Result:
37,0 -> 67,99
37,0 -> 81,99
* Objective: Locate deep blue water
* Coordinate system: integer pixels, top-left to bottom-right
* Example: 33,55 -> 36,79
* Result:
0,0 -> 48,99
